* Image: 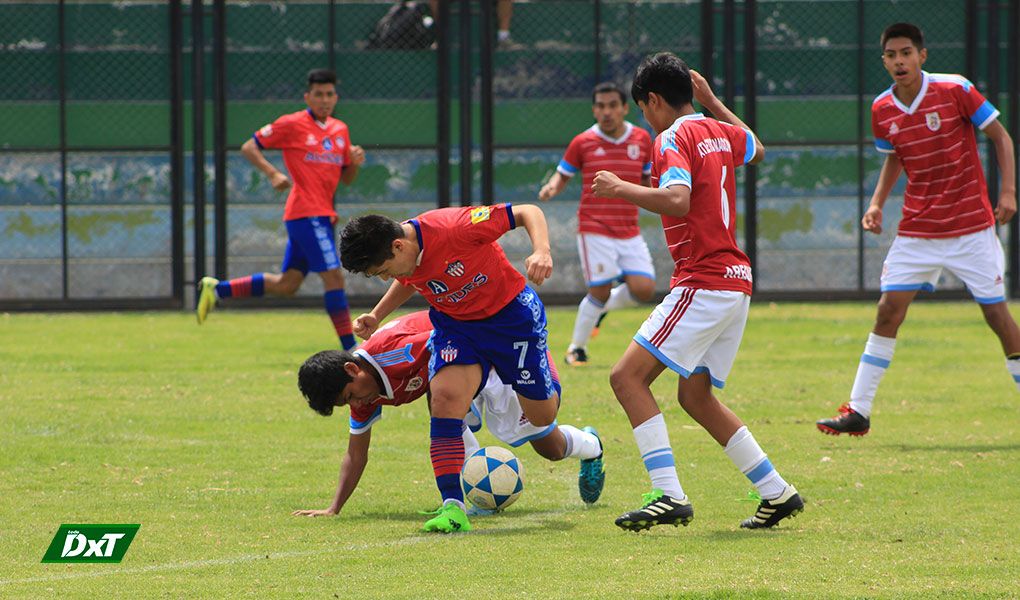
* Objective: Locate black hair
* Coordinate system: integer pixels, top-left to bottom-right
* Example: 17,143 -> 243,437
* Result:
881,23 -> 924,51
339,215 -> 405,274
307,68 -> 337,91
630,52 -> 693,110
592,81 -> 627,105
298,350 -> 356,416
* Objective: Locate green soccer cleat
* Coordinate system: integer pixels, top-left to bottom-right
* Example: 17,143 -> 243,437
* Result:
422,502 -> 472,533
578,425 -> 605,504
196,276 -> 219,324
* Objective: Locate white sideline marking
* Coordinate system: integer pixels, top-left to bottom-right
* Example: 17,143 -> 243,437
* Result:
1,510 -> 567,586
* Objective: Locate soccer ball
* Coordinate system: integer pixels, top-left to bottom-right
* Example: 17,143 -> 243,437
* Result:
461,446 -> 525,511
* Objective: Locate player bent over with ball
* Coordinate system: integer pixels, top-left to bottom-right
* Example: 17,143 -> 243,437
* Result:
339,203 -> 604,533
293,311 -> 605,519
593,52 -> 803,531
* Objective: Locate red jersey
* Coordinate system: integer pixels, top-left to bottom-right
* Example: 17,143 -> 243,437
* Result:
252,109 -> 353,221
348,311 -> 433,434
397,204 -> 526,320
871,72 -> 998,238
651,113 -> 755,294
557,122 -> 653,238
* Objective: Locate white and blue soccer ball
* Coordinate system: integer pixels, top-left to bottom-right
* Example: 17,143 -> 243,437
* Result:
461,446 -> 525,511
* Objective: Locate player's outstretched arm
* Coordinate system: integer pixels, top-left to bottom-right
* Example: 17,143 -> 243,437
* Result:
292,429 -> 372,517
983,121 -> 1017,224
862,154 -> 904,234
511,204 -> 553,285
340,145 -> 366,186
240,138 -> 291,191
538,171 -> 570,201
689,69 -> 765,165
592,171 -> 690,218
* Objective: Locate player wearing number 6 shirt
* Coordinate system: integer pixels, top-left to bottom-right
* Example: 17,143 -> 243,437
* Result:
817,23 -> 1019,438
593,52 -> 803,532
292,310 -> 603,518
338,203 -> 604,533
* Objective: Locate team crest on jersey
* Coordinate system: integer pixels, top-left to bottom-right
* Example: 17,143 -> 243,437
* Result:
440,344 -> 458,363
305,134 -> 318,146
926,112 -> 941,132
321,137 -> 334,151
403,376 -> 424,392
445,261 -> 465,277
259,124 -> 273,137
627,143 -> 640,160
470,206 -> 491,224
889,122 -> 899,135
334,137 -> 346,150
426,279 -> 449,294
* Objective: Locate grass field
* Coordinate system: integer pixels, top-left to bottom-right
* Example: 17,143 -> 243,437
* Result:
2,302 -> 1019,598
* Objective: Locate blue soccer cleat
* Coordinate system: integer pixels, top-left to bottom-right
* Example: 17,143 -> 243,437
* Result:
578,425 -> 605,504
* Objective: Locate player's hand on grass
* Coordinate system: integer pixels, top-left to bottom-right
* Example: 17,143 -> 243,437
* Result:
862,205 -> 883,234
592,170 -> 622,198
524,251 -> 553,286
291,508 -> 338,517
689,69 -> 717,107
995,190 -> 1017,224
353,313 -> 379,339
350,145 -> 366,167
269,171 -> 292,192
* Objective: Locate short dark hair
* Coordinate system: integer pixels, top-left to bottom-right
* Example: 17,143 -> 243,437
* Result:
307,68 -> 337,90
631,52 -> 693,109
339,215 -> 405,274
592,81 -> 627,105
298,350 -> 356,416
881,23 -> 924,51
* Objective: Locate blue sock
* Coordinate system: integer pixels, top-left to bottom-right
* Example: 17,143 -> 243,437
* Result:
430,417 -> 466,506
324,289 -> 356,350
216,273 -> 264,299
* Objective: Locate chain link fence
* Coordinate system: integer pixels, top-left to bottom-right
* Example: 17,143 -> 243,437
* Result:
1,0 -> 1016,307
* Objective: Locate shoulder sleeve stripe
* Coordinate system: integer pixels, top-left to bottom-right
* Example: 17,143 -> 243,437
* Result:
874,138 -> 895,154
743,129 -> 755,165
971,101 -> 999,129
557,159 -> 579,175
930,73 -> 972,91
872,89 -> 893,105
349,405 -> 383,435
252,133 -> 264,150
642,162 -> 652,174
658,166 -> 692,189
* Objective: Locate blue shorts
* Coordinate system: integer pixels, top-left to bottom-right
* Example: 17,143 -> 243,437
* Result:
281,217 -> 340,275
427,286 -> 560,401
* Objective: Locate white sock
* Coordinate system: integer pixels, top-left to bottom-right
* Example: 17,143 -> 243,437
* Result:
632,413 -> 685,500
462,424 -> 480,459
497,29 -> 510,42
1007,356 -> 1020,392
603,285 -> 638,312
558,425 -> 602,459
848,333 -> 896,418
569,294 -> 604,350
724,426 -> 789,500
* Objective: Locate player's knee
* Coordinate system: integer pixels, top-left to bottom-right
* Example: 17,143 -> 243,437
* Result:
629,282 -> 656,303
609,365 -> 638,400
875,299 -> 906,329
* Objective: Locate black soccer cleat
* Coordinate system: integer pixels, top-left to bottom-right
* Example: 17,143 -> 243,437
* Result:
816,403 -> 870,436
740,485 -> 804,529
614,489 -> 693,532
565,346 -> 589,366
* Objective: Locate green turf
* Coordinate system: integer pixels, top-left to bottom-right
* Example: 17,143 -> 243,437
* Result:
2,302 -> 1019,598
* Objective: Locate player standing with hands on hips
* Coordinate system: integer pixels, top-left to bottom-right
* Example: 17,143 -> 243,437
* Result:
593,53 -> 804,531
817,23 -> 1019,437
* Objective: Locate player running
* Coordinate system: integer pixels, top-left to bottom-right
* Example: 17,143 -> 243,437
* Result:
292,310 -> 605,518
338,203 -> 604,533
593,52 -> 803,531
196,68 -> 364,351
817,23 -> 1018,437
539,82 -> 657,366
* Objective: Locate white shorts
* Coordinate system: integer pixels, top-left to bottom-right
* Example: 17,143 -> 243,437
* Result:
881,226 -> 1006,303
634,287 -> 750,389
463,369 -> 556,447
577,232 -> 655,287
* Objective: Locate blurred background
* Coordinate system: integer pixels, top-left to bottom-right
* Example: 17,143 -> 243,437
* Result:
0,0 -> 1017,309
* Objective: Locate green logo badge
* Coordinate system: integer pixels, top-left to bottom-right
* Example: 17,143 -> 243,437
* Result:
41,524 -> 140,563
